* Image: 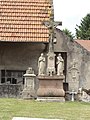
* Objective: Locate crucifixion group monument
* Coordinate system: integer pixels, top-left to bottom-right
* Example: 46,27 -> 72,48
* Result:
37,2 -> 65,102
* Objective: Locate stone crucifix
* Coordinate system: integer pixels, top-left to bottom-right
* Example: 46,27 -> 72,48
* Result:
42,3 -> 62,76
43,19 -> 62,53
43,0 -> 62,53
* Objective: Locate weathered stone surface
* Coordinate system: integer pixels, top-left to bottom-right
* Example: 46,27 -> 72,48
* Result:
22,68 -> 36,99
12,117 -> 60,120
38,53 -> 46,76
37,76 -> 65,101
56,53 -> 64,76
68,59 -> 79,92
54,29 -> 90,91
0,84 -> 22,98
37,97 -> 65,102
47,52 -> 56,76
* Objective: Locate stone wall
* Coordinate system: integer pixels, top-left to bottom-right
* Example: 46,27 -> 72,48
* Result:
0,84 -> 22,98
73,42 -> 90,89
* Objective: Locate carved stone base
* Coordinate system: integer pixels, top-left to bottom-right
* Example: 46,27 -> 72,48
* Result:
37,97 -> 65,102
22,88 -> 36,99
37,75 -> 65,101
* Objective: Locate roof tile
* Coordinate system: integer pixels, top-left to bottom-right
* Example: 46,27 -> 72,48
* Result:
0,0 -> 51,42
75,40 -> 90,52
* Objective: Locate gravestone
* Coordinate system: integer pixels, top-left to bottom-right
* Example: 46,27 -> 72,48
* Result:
68,59 -> 79,92
22,67 -> 36,99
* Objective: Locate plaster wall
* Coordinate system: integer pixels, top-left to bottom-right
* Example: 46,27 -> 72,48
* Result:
0,42 -> 46,80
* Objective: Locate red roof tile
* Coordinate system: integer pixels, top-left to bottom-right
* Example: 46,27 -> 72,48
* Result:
75,40 -> 90,52
0,0 -> 51,42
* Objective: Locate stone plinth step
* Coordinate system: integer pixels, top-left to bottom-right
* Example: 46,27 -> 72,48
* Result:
37,97 -> 65,102
12,117 -> 62,120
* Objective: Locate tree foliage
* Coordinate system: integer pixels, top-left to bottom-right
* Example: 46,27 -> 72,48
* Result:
63,28 -> 74,41
75,14 -> 90,40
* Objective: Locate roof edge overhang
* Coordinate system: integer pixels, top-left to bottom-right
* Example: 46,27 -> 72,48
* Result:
0,40 -> 49,43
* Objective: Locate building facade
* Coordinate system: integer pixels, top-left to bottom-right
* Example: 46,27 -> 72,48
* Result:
54,29 -> 90,91
0,0 -> 90,97
0,0 -> 50,97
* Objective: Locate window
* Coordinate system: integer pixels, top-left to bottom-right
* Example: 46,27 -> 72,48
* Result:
1,70 -> 25,84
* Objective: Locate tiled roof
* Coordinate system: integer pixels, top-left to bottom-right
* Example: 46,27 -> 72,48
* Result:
0,0 -> 51,42
75,40 -> 90,52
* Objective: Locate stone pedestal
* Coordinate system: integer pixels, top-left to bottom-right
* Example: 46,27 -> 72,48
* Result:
22,73 -> 36,99
37,75 -> 65,102
47,52 -> 56,76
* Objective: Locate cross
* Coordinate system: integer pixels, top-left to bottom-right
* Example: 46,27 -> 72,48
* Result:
69,90 -> 77,101
42,1 -> 62,76
43,0 -> 62,52
43,18 -> 62,53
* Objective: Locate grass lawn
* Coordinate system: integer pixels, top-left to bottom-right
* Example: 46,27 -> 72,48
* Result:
0,98 -> 90,120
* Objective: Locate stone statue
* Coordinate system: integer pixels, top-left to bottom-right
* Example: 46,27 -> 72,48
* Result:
43,21 -> 62,53
38,53 -> 45,76
56,53 -> 64,76
43,5 -> 62,54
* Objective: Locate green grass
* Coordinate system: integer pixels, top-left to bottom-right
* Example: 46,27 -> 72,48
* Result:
0,98 -> 90,120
